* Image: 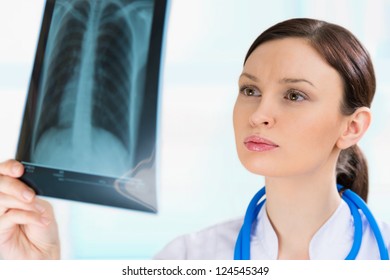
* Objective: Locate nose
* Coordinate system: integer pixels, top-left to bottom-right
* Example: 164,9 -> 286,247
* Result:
249,97 -> 276,128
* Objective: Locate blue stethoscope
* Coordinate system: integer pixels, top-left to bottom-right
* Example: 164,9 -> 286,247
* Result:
234,184 -> 389,260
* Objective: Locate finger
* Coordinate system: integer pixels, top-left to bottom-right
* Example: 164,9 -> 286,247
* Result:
0,160 -> 24,178
34,198 -> 55,217
0,193 -> 43,216
0,175 -> 36,203
0,209 -> 50,231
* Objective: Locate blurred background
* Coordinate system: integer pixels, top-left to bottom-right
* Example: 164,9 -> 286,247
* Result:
0,0 -> 389,259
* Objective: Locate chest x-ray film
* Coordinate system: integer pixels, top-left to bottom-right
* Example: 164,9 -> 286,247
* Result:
16,0 -> 168,212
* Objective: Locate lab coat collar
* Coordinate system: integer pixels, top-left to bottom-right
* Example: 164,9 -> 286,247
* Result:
250,200 -> 353,259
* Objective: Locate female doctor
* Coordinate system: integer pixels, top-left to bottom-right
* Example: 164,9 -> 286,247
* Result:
0,18 -> 389,260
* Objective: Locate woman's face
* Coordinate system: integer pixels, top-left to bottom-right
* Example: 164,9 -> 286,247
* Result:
233,37 -> 348,178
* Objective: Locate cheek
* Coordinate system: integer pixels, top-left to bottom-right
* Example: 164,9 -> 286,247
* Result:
282,113 -> 343,166
233,101 -> 249,135
233,102 -> 251,161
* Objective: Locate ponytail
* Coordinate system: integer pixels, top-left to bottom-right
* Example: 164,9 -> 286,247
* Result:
336,145 -> 369,202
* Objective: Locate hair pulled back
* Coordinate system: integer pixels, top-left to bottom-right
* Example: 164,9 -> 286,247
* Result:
244,18 -> 375,201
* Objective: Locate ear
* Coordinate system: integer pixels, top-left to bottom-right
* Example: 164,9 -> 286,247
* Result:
336,107 -> 371,149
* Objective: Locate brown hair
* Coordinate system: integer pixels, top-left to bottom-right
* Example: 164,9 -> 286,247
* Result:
244,18 -> 375,202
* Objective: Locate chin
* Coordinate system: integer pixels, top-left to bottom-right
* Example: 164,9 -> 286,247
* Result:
244,165 -> 282,177
239,156 -> 281,177
238,151 -> 305,178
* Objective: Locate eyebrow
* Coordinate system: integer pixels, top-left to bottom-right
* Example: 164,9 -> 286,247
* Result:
239,72 -> 316,88
280,78 -> 316,88
239,72 -> 259,82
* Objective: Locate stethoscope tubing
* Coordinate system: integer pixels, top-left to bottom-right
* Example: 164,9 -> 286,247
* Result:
340,186 -> 389,260
234,185 -> 389,260
340,192 -> 362,259
234,187 -> 265,260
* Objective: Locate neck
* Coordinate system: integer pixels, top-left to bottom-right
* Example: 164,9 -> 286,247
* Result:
264,170 -> 341,259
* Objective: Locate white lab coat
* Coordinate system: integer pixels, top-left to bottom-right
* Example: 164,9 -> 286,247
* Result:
154,200 -> 390,259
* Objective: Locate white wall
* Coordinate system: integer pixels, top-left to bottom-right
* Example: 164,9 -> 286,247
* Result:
0,0 -> 389,259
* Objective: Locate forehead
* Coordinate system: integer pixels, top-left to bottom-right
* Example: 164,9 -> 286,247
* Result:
243,37 -> 343,89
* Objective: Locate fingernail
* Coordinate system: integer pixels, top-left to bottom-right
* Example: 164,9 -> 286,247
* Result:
40,216 -> 51,226
22,190 -> 34,202
12,164 -> 21,175
35,203 -> 46,213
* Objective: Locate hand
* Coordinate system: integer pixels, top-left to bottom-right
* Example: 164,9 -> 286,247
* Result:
0,160 -> 60,259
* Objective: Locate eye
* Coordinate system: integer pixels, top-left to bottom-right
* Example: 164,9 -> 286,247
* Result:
240,86 -> 261,97
285,89 -> 306,102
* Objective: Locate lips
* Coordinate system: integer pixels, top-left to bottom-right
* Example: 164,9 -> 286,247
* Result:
244,135 -> 279,152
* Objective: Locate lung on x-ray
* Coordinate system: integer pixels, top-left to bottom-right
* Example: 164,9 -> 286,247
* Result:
16,0 -> 168,212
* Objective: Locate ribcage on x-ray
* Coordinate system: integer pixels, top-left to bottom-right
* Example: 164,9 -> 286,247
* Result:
92,3 -> 132,150
35,1 -> 90,147
31,0 -> 154,176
